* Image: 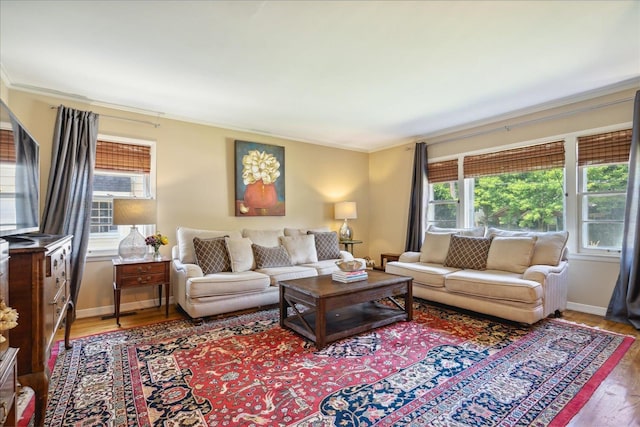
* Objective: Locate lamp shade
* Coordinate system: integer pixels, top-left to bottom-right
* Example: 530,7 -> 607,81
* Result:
112,198 -> 157,225
334,201 -> 357,220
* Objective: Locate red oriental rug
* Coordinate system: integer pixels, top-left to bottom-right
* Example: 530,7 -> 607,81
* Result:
45,301 -> 634,426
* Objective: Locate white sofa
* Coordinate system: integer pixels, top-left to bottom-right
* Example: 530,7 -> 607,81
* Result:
386,227 -> 569,324
171,226 -> 361,320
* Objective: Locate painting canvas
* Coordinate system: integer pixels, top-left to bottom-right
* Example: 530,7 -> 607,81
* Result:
235,140 -> 285,216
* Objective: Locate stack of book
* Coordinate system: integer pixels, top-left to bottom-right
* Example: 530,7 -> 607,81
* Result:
332,269 -> 368,283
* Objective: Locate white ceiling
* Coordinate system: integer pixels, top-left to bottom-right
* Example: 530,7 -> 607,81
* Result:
1,1 -> 639,152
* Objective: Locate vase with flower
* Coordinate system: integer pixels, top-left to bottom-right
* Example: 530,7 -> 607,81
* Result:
145,232 -> 169,261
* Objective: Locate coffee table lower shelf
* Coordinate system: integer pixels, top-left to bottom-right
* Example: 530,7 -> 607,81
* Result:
283,301 -> 407,347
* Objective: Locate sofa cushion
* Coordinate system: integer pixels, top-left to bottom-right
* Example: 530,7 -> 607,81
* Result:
225,237 -> 255,272
187,271 -> 270,298
280,235 -> 319,264
252,244 -> 292,268
486,236 -> 537,274
420,231 -> 456,264
242,229 -> 284,247
177,227 -> 242,264
444,269 -> 542,303
255,265 -> 318,286
444,235 -> 492,270
428,225 -> 485,237
307,231 -> 341,260
487,228 -> 568,266
284,226 -> 330,236
193,237 -> 231,274
386,261 -> 460,288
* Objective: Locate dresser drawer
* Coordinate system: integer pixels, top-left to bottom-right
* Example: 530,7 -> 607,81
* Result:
119,262 -> 166,277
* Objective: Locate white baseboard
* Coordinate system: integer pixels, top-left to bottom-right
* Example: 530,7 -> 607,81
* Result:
566,301 -> 607,317
76,296 -> 175,319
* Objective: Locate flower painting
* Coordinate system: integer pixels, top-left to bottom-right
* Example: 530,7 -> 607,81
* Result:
235,140 -> 285,216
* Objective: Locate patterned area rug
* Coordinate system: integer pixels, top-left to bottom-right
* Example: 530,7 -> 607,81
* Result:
45,301 -> 634,426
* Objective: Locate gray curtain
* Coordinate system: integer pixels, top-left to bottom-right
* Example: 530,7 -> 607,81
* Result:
41,106 -> 98,309
405,142 -> 428,252
606,90 -> 640,329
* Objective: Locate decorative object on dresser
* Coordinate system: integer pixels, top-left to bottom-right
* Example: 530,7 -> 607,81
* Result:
7,234 -> 73,426
112,198 -> 157,260
334,201 -> 357,240
111,258 -> 170,326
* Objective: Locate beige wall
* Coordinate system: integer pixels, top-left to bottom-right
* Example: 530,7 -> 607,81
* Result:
3,85 -> 635,316
3,89 -> 370,315
369,87 -> 636,313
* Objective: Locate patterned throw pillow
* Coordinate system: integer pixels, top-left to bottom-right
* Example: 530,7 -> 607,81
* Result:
193,236 -> 231,274
252,244 -> 292,269
443,235 -> 492,270
307,231 -> 342,260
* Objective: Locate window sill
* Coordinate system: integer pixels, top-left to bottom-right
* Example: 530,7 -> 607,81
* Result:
568,252 -> 620,263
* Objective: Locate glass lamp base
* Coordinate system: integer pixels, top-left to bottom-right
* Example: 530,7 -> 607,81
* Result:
118,226 -> 147,260
339,220 -> 353,241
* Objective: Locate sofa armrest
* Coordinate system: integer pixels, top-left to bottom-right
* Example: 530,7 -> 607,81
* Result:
339,250 -> 355,261
398,251 -> 421,263
173,260 -> 204,278
523,261 -> 567,284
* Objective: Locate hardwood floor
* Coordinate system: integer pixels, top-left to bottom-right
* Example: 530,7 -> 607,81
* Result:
56,306 -> 639,426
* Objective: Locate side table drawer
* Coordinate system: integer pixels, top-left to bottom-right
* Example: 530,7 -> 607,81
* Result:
119,262 -> 166,277
120,272 -> 166,287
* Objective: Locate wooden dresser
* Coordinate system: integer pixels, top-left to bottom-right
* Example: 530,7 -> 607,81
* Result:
0,239 -> 17,427
7,234 -> 74,426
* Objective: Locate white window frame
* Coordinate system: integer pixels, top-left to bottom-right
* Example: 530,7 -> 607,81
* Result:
86,135 -> 156,260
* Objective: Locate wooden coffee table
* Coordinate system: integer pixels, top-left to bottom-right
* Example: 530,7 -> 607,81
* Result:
279,270 -> 413,349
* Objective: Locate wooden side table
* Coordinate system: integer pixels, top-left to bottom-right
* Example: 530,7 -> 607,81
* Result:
375,253 -> 401,271
340,239 -> 362,254
112,258 -> 170,326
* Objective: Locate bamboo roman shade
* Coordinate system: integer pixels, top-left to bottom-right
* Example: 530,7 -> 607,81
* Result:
95,140 -> 151,173
427,159 -> 458,183
464,140 -> 565,178
577,129 -> 632,167
0,129 -> 15,163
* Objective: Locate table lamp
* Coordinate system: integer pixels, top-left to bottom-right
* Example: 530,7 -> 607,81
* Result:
335,201 -> 357,241
112,198 -> 157,260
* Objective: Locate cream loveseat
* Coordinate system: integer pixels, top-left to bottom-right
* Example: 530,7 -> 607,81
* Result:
386,226 -> 569,324
171,226 -> 361,320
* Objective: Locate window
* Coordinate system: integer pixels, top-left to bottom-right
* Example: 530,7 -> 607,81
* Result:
577,129 -> 631,252
87,137 -> 155,257
427,159 -> 459,228
464,141 -> 566,232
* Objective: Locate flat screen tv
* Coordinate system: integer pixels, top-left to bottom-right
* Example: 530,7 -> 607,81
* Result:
0,99 -> 40,237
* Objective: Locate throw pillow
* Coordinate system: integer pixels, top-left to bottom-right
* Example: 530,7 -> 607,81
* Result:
443,235 -> 492,270
307,231 -> 341,260
280,235 -> 318,264
419,231 -> 457,264
486,236 -> 537,274
284,227 -> 330,236
193,237 -> 231,274
487,228 -> 569,266
252,244 -> 292,268
177,226 -> 242,264
225,237 -> 255,272
428,225 -> 485,237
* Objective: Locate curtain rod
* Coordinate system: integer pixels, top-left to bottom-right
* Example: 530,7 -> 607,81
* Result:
422,96 -> 634,146
49,105 -> 161,128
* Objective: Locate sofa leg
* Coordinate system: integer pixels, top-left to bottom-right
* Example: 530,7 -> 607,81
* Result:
554,309 -> 562,318
192,318 -> 204,326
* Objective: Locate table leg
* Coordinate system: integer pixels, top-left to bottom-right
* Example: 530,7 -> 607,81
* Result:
405,279 -> 413,321
114,287 -> 121,327
315,297 -> 326,349
164,282 -> 170,318
158,284 -> 162,308
279,286 -> 287,327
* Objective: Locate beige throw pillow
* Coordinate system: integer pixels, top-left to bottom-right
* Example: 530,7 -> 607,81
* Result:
419,231 -> 456,264
486,236 -> 537,273
487,228 -> 568,266
225,237 -> 255,272
280,235 -> 318,264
